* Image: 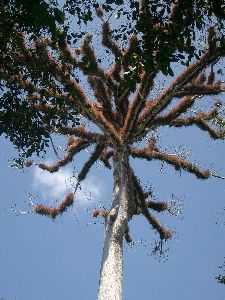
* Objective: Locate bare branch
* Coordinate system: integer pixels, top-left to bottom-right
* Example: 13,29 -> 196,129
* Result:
153,74 -> 221,128
49,134 -> 60,159
87,75 -> 115,124
211,173 -> 225,180
34,39 -> 99,121
108,64 -> 122,83
32,39 -> 118,143
122,34 -> 139,71
77,35 -> 117,95
48,30 -> 78,66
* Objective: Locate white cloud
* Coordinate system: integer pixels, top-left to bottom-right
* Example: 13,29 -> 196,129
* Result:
33,166 -> 103,206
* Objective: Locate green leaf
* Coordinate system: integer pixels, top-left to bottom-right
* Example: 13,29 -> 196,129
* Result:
54,8 -> 65,24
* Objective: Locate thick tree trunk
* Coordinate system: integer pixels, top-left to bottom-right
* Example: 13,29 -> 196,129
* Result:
98,148 -> 133,300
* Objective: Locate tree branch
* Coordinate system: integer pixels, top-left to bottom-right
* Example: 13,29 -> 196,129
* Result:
142,209 -> 172,240
145,200 -> 168,212
47,125 -> 105,143
122,71 -> 156,140
130,146 -> 211,179
102,21 -> 122,58
174,82 -> 224,98
35,39 -> 121,143
135,29 -> 225,140
170,108 -> 225,139
153,72 -> 210,126
78,35 -> 116,93
154,95 -> 197,126
39,138 -> 90,173
130,169 -> 172,239
34,192 -> 74,218
87,75 -> 115,125
99,148 -> 113,169
77,143 -> 105,182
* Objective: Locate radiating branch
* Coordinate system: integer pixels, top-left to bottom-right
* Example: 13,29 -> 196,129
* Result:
36,40 -> 121,142
170,108 -> 225,139
129,168 -> 171,240
78,34 -> 117,95
174,82 -> 224,98
112,35 -> 140,122
122,35 -> 138,69
77,143 -> 105,182
142,209 -> 172,240
154,95 -> 197,126
34,192 -> 74,218
99,149 -> 113,169
130,146 -> 211,179
152,75 -> 222,128
87,75 -> 115,124
35,39 -> 99,121
122,71 -> 156,140
39,138 -> 90,173
102,21 -> 122,58
145,200 -> 168,212
92,209 -> 109,218
47,125 -> 105,143
53,31 -> 78,66
135,28 -> 225,140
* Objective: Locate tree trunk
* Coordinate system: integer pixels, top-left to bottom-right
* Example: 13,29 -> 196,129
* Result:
98,148 -> 133,300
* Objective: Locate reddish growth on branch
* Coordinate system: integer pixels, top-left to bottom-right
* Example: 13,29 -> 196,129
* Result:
34,192 -> 74,218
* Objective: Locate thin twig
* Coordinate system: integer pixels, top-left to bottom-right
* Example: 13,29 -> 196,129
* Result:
49,134 -> 60,159
211,173 -> 225,180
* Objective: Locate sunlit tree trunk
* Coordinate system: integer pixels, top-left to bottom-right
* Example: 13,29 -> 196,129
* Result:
98,148 -> 133,300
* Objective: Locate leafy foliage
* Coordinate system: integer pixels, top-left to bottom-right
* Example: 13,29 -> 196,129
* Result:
64,0 -> 225,75
0,0 -> 80,157
0,0 -> 64,39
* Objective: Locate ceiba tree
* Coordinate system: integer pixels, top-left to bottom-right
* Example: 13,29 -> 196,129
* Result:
1,0 -> 225,299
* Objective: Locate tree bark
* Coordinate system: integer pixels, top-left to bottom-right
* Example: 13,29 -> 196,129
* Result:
98,148 -> 133,300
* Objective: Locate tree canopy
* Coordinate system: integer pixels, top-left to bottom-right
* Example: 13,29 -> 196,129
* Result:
1,0 -> 225,157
